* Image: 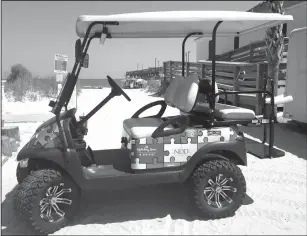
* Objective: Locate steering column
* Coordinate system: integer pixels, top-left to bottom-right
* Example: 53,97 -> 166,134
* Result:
78,75 -> 131,127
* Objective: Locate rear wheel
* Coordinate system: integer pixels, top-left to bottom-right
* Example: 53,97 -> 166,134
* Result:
188,159 -> 246,219
14,169 -> 80,235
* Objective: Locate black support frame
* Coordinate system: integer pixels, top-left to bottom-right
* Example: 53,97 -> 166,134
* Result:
182,32 -> 203,76
51,21 -> 119,151
209,21 -> 278,158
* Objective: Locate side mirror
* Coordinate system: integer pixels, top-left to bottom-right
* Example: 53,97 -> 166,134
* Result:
100,26 -> 110,45
83,54 -> 89,68
100,33 -> 107,45
75,39 -> 82,61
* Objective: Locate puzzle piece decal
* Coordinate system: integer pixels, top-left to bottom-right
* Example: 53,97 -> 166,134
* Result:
163,151 -> 184,167
138,138 -> 147,144
131,143 -> 164,164
163,133 -> 182,144
33,125 -> 58,147
229,127 -> 237,140
181,129 -> 198,144
146,157 -> 164,169
44,136 -> 61,148
131,157 -> 147,170
128,126 -> 238,170
164,138 -> 197,163
50,122 -> 59,134
146,137 -> 164,144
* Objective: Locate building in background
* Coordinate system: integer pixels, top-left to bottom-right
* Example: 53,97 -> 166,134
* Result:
195,1 -> 307,61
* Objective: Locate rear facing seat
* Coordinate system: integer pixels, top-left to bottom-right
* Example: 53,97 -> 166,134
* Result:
193,77 -> 256,121
193,102 -> 256,120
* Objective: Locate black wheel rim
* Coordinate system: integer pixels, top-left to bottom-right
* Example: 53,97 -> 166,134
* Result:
39,183 -> 73,223
204,174 -> 237,209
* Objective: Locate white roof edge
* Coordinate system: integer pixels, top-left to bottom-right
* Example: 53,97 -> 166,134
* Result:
76,11 -> 293,38
77,11 -> 293,22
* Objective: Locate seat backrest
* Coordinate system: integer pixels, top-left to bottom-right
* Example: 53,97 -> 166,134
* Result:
164,75 -> 184,107
173,74 -> 199,113
198,78 -> 219,103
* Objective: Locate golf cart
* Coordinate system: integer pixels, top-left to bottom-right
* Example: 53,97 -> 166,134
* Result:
123,77 -> 145,89
14,11 -> 293,235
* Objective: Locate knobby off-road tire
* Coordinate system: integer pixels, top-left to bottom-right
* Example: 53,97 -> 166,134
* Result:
14,169 -> 80,235
189,159 -> 246,219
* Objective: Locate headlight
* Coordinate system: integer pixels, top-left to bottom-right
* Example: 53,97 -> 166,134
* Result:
19,158 -> 29,168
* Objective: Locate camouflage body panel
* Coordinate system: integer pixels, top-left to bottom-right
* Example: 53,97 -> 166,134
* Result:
26,120 -> 64,149
122,126 -> 238,170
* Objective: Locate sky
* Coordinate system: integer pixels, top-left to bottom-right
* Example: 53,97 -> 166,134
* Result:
2,1 -> 260,79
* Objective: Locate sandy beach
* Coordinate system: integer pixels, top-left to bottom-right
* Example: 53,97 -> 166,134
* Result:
1,88 -> 306,235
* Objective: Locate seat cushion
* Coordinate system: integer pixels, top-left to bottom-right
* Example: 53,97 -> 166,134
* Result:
123,117 -> 173,139
194,102 -> 255,121
173,74 -> 199,113
164,75 -> 185,107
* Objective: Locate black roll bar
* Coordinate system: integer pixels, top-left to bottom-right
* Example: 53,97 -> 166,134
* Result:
209,20 -> 277,158
182,32 -> 203,76
210,21 -> 223,112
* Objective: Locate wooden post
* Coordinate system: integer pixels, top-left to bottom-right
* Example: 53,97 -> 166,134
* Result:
233,66 -> 241,106
255,63 -> 266,115
201,63 -> 206,78
169,61 -> 173,82
2,136 -> 12,157
10,138 -> 18,152
186,62 -> 190,77
1,126 -> 20,141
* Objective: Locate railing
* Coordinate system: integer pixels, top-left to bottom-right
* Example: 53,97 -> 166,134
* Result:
215,37 -> 289,63
163,60 -> 286,115
126,67 -> 163,80
125,38 -> 289,114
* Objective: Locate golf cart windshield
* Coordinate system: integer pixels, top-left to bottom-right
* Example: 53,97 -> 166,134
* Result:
51,10 -> 292,115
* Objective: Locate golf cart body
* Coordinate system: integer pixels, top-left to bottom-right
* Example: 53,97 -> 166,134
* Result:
17,10 -> 293,189
15,11 -> 294,235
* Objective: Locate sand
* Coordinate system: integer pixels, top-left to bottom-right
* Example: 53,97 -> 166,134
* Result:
1,88 -> 306,235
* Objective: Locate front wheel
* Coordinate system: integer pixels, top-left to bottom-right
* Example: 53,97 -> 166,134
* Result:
14,169 -> 80,235
188,159 -> 246,219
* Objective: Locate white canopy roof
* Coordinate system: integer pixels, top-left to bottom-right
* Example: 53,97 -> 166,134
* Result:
76,11 -> 293,39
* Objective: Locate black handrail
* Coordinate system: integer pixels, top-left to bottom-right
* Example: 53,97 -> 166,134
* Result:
182,32 -> 203,76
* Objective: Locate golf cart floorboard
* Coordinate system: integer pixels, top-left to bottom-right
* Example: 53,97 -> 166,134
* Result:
82,165 -> 131,179
245,137 -> 285,159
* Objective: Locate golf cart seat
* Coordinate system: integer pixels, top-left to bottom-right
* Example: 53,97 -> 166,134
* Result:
123,75 -> 198,139
123,117 -> 174,139
193,79 -> 256,121
194,102 -> 256,121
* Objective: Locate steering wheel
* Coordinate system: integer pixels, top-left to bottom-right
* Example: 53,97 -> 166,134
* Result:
107,75 -> 131,101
